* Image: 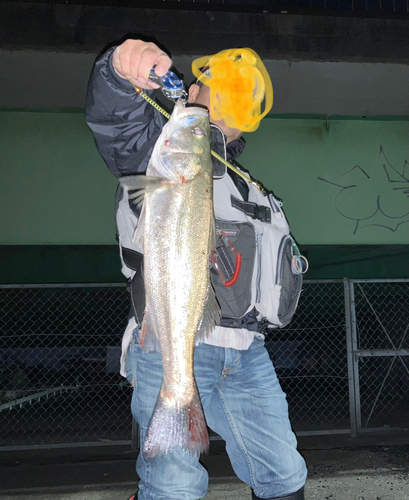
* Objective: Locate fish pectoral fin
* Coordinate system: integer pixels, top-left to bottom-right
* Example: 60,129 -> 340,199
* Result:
195,284 -> 221,344
119,175 -> 170,208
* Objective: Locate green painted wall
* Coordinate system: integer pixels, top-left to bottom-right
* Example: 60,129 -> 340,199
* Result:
0,110 -> 408,283
1,111 -> 408,246
241,116 -> 409,245
0,111 -> 118,245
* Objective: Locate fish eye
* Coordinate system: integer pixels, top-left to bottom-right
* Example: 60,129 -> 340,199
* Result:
192,127 -> 205,137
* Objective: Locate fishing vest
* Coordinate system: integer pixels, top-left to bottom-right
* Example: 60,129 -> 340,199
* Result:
116,126 -> 303,331
211,166 -> 303,329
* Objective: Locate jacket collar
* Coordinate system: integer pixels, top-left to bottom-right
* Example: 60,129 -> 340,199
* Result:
210,124 -> 246,178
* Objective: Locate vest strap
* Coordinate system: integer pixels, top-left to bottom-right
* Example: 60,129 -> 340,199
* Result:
122,246 -> 143,271
231,195 -> 271,223
122,246 -> 145,325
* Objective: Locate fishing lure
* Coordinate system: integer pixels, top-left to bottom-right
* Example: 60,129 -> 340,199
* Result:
148,67 -> 187,102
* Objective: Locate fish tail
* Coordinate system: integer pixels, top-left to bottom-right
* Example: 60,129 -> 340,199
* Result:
187,387 -> 210,455
143,385 -> 209,458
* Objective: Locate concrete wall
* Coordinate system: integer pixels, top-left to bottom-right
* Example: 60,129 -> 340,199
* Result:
2,3 -> 409,62
1,3 -> 409,116
2,49 -> 409,116
0,3 -> 408,282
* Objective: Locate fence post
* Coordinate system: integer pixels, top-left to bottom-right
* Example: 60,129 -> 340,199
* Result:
344,278 -> 360,437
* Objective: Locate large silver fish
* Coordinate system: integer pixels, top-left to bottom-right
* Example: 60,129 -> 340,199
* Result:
120,101 -> 220,457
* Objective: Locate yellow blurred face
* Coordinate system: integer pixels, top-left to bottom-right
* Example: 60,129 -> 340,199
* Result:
188,84 -> 242,144
191,48 -> 273,133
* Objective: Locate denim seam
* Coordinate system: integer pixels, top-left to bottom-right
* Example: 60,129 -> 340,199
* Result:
134,350 -> 151,495
215,385 -> 262,494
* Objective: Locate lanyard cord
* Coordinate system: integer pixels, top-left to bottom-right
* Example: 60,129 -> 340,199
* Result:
130,83 -> 265,193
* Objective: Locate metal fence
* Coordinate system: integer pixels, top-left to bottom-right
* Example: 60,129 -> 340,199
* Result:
0,279 -> 408,449
0,284 -> 131,448
346,279 -> 409,436
264,280 -> 350,434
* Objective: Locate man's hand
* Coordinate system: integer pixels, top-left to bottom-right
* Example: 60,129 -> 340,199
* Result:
112,39 -> 172,90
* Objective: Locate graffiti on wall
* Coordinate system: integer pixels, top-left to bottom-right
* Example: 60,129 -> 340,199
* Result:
318,146 -> 409,235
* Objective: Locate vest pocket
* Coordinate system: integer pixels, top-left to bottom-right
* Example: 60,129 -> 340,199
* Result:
276,235 -> 303,327
210,219 -> 256,319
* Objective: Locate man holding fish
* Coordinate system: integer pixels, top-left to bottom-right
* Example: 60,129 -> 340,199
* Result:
86,38 -> 307,500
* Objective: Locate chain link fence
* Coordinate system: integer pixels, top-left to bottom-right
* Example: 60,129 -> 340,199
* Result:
348,279 -> 409,434
0,279 -> 408,449
265,280 -> 349,433
0,284 -> 131,447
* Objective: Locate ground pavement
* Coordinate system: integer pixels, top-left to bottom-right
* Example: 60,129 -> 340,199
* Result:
0,433 -> 408,500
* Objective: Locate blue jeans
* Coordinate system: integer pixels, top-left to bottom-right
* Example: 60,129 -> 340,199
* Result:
125,333 -> 307,500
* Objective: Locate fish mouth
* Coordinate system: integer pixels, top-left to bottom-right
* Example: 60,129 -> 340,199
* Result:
176,105 -> 209,120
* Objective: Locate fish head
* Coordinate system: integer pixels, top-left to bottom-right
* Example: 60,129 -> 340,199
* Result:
151,101 -> 211,182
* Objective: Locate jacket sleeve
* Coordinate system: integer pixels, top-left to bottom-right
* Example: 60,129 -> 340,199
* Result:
85,46 -> 165,178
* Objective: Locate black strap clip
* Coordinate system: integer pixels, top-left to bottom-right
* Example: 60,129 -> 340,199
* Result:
231,195 -> 271,223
